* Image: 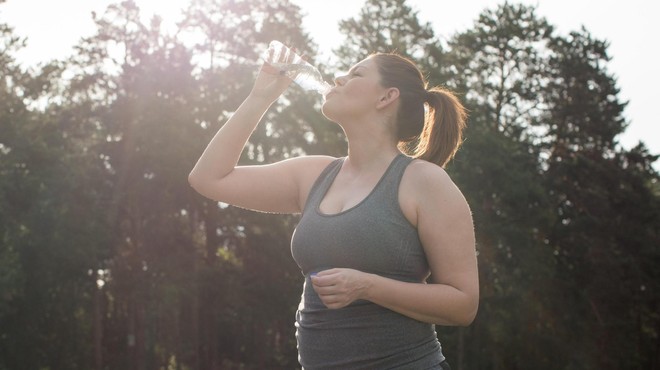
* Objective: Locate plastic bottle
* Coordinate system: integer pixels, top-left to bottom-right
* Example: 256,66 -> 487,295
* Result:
263,40 -> 331,95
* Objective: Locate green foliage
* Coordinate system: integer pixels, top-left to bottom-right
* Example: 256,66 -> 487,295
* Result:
334,0 -> 448,85
449,3 -> 553,136
0,1 -> 658,369
0,23 -> 111,369
541,28 -> 660,369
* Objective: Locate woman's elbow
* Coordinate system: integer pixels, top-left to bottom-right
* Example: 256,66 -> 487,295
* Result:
458,304 -> 478,326
458,295 -> 479,326
188,171 -> 202,191
443,294 -> 479,327
188,171 -> 214,199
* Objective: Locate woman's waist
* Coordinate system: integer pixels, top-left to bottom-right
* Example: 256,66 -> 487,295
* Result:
296,298 -> 441,369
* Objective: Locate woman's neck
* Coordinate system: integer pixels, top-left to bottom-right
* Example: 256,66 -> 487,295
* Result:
342,121 -> 400,173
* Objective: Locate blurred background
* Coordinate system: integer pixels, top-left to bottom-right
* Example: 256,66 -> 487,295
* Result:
0,0 -> 658,369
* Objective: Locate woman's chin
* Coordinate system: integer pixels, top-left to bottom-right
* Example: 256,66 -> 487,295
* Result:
321,99 -> 349,125
320,103 -> 335,121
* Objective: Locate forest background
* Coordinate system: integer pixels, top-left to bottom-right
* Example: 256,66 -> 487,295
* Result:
0,0 -> 658,369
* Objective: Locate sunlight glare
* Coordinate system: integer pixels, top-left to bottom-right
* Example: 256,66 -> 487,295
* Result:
133,0 -> 192,30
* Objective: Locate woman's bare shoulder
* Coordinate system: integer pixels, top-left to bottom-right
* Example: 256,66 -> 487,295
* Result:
399,159 -> 467,225
403,159 -> 456,192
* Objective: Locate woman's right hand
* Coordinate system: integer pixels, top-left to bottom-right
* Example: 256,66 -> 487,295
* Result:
248,45 -> 297,103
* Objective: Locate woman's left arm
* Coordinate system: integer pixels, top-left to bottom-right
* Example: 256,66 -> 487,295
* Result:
311,161 -> 479,326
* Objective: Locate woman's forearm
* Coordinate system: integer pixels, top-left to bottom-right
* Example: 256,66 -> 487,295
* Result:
188,94 -> 272,186
364,273 -> 478,326
311,268 -> 478,326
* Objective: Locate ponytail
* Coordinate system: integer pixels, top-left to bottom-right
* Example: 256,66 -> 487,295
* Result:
372,53 -> 467,168
413,87 -> 467,167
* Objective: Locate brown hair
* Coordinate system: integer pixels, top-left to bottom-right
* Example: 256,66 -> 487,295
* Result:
372,53 -> 467,167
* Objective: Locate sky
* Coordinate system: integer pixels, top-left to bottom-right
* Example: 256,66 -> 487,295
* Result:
1,0 -> 658,158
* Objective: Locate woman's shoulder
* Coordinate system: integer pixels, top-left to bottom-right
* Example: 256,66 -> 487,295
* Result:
401,158 -> 465,205
399,158 -> 471,230
404,159 -> 453,187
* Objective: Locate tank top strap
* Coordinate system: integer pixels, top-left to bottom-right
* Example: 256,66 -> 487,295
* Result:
303,157 -> 345,214
369,154 -> 413,213
376,154 -> 413,194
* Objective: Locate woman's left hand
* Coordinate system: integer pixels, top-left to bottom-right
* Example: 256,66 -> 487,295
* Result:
310,268 -> 372,309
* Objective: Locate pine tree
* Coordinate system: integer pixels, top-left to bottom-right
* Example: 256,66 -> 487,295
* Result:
544,28 -> 660,369
334,0 -> 445,81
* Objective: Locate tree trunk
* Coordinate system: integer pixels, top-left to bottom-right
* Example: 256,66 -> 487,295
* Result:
94,278 -> 103,370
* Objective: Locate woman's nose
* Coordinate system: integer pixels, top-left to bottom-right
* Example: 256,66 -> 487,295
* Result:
334,73 -> 347,86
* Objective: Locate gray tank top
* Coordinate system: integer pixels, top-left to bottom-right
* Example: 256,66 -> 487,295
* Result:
291,154 -> 444,369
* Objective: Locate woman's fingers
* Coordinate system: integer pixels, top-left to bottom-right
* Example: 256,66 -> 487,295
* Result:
310,268 -> 368,309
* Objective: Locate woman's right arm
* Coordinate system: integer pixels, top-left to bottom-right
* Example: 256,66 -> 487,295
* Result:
188,62 -> 333,214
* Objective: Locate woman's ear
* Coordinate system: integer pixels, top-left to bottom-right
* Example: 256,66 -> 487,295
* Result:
376,87 -> 400,109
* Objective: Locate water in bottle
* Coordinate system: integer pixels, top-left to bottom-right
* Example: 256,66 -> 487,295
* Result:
263,40 -> 331,95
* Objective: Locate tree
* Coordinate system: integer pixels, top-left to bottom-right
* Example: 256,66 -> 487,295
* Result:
543,28 -> 660,369
448,3 -> 553,136
0,20 -> 112,370
334,0 -> 446,82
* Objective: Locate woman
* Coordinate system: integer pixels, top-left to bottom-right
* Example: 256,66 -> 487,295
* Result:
189,46 -> 479,369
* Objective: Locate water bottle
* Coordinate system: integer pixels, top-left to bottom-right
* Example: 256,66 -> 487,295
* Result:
263,40 -> 331,95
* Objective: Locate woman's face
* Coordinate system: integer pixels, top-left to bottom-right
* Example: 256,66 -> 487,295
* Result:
321,56 -> 387,122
